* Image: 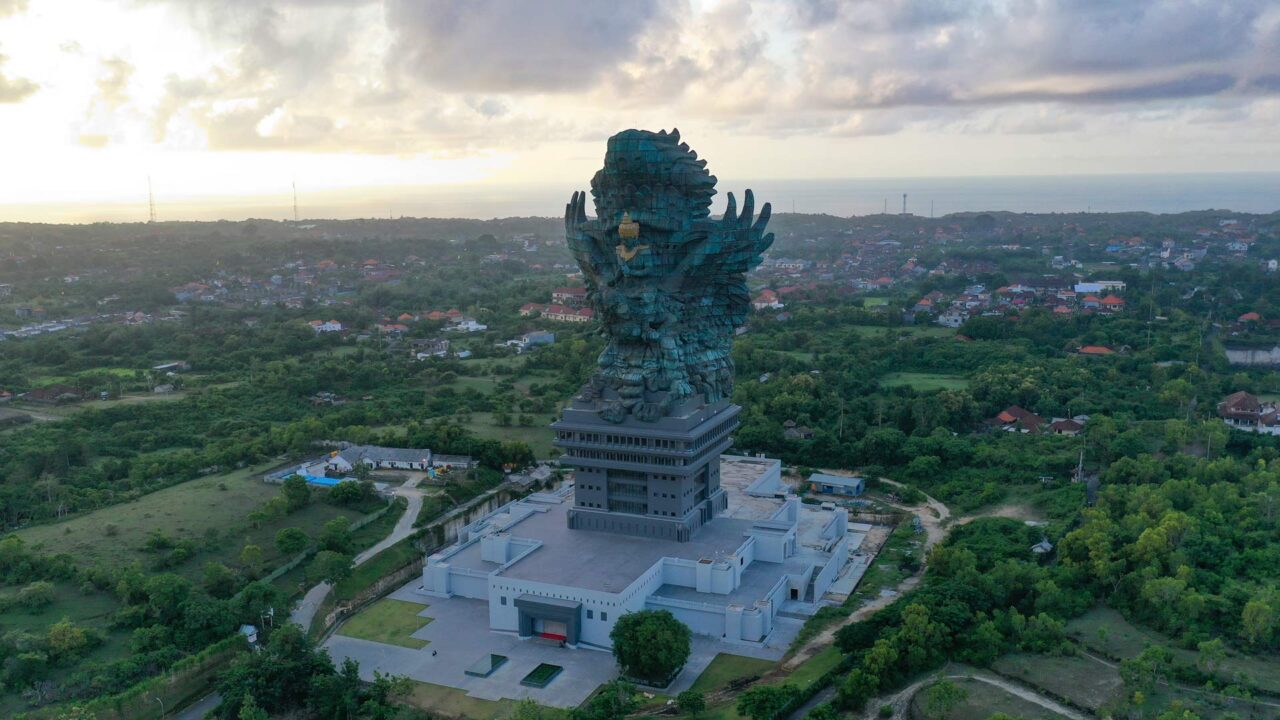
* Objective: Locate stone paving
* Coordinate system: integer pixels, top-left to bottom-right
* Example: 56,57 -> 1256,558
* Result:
323,579 -> 800,708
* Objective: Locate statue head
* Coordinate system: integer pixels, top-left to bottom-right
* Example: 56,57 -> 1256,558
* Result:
589,128 -> 715,235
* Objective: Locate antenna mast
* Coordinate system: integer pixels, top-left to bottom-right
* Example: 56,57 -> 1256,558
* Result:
147,176 -> 156,223
902,193 -> 907,215
292,180 -> 299,222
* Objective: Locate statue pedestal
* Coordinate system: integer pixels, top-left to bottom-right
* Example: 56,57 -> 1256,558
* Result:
553,398 -> 737,542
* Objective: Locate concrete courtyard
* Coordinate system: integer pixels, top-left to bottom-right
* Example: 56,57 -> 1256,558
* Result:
323,579 -> 801,709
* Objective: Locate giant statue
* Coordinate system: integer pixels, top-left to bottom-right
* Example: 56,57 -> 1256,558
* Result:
564,128 -> 774,423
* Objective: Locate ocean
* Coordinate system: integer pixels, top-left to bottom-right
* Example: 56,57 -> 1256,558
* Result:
364,173 -> 1280,219
7,173 -> 1279,223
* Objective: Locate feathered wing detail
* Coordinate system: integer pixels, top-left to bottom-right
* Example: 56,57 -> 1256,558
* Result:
564,190 -> 615,290
674,189 -> 775,402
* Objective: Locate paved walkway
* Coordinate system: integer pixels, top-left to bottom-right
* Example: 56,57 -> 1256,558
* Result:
291,479 -> 507,632
290,484 -> 427,630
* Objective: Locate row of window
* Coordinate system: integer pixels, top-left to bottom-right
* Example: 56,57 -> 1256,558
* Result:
555,430 -> 689,451
570,449 -> 684,466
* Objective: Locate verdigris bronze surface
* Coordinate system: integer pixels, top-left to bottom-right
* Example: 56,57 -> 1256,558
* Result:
564,128 -> 773,422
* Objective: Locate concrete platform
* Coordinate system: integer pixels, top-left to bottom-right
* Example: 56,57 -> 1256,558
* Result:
323,580 -> 795,708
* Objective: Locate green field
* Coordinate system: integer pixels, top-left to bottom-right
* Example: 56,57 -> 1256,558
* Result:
912,676 -> 1068,720
862,297 -> 891,307
458,412 -> 557,457
990,653 -> 1122,711
688,653 -> 776,695
1066,607 -> 1280,695
16,465 -> 387,581
880,372 -> 969,391
336,598 -> 432,649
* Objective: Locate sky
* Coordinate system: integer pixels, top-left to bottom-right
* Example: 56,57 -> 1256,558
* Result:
1,0 -> 1279,222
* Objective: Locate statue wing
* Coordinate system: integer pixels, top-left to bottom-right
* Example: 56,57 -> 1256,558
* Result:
674,189 -> 774,288
564,190 -> 615,289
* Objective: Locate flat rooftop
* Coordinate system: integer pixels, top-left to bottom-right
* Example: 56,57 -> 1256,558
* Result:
438,455 -> 862,601
487,499 -> 755,593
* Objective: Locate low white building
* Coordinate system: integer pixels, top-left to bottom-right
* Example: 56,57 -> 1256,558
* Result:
421,456 -> 860,650
327,445 -> 433,472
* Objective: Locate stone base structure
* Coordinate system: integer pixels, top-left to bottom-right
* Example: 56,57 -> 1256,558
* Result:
554,396 -> 736,542
420,456 -> 864,650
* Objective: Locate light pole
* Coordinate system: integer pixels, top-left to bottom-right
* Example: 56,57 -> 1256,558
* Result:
153,694 -> 165,718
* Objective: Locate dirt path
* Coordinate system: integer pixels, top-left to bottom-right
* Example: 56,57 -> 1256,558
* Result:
776,478 -> 949,674
955,503 -> 1046,527
865,671 -> 1091,720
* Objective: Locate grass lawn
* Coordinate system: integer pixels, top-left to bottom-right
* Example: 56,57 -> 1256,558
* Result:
336,598 -> 432,649
787,645 -> 843,690
16,465 -> 389,582
457,412 -> 557,457
879,371 -> 969,391
403,680 -> 570,720
912,676 -> 1069,720
862,296 -> 891,307
990,653 -> 1123,711
1066,606 -> 1280,695
333,535 -> 421,603
688,654 -> 776,695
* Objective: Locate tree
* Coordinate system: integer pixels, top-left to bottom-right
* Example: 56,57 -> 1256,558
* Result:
17,580 -> 56,611
512,698 -> 544,720
144,573 -> 193,624
274,527 -> 310,556
239,544 -> 265,578
736,684 -> 800,720
571,680 -> 638,720
319,517 -> 353,553
1196,638 -> 1227,676
46,619 -> 93,661
203,562 -> 239,598
925,680 -> 969,720
676,690 -> 706,717
609,610 -> 691,684
216,624 -> 335,718
307,551 -> 353,585
282,475 -> 312,512
1241,599 -> 1276,648
238,694 -> 267,720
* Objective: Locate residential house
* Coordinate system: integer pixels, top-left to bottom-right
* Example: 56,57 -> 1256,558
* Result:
1100,295 -> 1126,313
309,319 -> 344,333
937,309 -> 967,328
782,420 -> 815,440
1076,345 -> 1115,356
1048,419 -> 1084,436
551,287 -> 587,307
990,405 -> 1045,433
752,289 -> 783,311
519,303 -> 545,317
411,338 -> 450,359
542,305 -> 594,323
1217,391 -> 1280,434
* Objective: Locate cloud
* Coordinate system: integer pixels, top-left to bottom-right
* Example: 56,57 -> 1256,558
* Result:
794,0 -> 1280,111
0,54 -> 35,103
0,0 -> 26,18
383,0 -> 674,93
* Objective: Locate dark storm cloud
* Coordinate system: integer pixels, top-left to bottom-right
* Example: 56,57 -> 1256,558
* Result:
384,0 -> 674,93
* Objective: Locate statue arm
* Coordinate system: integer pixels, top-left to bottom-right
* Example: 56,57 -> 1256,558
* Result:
564,190 -> 616,288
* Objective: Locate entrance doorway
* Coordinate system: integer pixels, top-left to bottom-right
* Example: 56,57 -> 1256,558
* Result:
535,618 -> 568,642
